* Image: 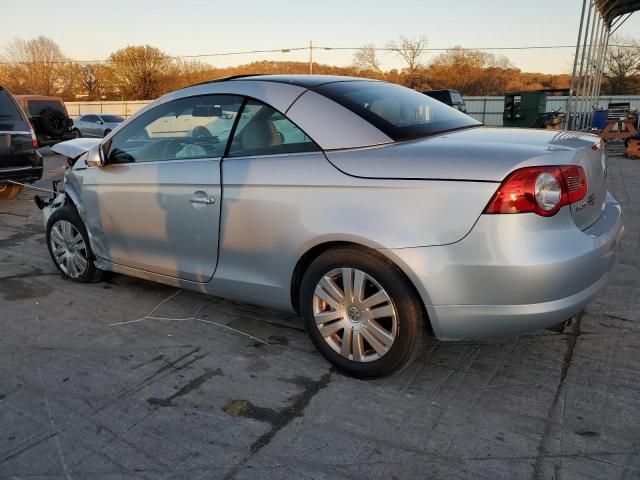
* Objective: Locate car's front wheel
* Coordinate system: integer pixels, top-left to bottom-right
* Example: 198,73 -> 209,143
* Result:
46,205 -> 102,282
300,246 -> 424,378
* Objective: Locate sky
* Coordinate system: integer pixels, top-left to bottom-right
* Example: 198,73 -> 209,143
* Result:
2,0 -> 639,74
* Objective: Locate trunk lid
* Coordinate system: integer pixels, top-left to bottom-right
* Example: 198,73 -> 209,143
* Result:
326,127 -> 603,181
569,139 -> 608,230
325,127 -> 606,229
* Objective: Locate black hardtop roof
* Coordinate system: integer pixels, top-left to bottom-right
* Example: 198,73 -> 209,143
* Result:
190,74 -> 381,89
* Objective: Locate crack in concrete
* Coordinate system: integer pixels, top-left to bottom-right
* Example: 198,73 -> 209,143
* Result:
147,368 -> 223,407
222,372 -> 332,480
531,312 -> 583,480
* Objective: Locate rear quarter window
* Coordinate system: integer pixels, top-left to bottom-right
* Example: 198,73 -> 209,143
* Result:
0,90 -> 23,120
317,81 -> 480,141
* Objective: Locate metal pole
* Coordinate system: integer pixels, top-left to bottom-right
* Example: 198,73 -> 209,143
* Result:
595,28 -> 611,102
482,97 -> 487,124
578,1 -> 597,129
588,18 -> 608,127
309,40 -> 313,74
575,0 -> 593,130
567,0 -> 588,130
610,12 -> 633,35
584,14 -> 603,129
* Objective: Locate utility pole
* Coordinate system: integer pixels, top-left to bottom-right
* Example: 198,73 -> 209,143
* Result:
309,40 -> 313,74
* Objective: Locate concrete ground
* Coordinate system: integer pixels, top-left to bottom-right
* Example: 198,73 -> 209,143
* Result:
0,149 -> 639,480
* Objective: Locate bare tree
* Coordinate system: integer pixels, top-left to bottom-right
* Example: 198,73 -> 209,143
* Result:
428,47 -> 514,95
603,35 -> 640,94
75,64 -> 111,100
352,44 -> 383,73
2,36 -> 68,95
386,35 -> 428,75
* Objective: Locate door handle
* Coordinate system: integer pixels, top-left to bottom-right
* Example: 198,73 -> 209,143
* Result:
189,196 -> 215,205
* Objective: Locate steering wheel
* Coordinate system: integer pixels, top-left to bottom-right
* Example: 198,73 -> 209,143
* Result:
191,126 -> 212,139
162,138 -> 195,158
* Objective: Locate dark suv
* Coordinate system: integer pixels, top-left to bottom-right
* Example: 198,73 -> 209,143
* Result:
0,86 -> 43,199
422,89 -> 467,113
14,95 -> 75,146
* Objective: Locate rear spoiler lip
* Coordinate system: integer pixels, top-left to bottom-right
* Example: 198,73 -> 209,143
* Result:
50,138 -> 100,159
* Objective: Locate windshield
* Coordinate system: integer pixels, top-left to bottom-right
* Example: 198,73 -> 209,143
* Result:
27,100 -> 66,117
315,81 -> 480,141
451,91 -> 464,104
101,115 -> 124,123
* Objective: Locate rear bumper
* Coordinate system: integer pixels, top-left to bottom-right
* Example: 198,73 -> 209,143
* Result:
382,193 -> 624,340
0,153 -> 44,184
37,132 -> 76,147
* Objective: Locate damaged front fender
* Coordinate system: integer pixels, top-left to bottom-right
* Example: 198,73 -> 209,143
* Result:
42,191 -> 66,228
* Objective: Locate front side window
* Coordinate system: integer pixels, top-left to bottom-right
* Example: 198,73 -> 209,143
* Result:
316,81 -> 480,141
228,100 -> 319,157
85,115 -> 99,123
106,95 -> 242,164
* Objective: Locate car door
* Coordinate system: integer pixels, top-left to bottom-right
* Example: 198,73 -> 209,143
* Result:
216,99 -> 324,299
81,94 -> 243,282
84,115 -> 101,137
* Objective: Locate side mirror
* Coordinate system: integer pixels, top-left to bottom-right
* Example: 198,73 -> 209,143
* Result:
97,120 -> 103,125
85,144 -> 106,167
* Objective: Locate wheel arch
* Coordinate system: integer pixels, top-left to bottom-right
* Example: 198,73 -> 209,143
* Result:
290,240 -> 433,335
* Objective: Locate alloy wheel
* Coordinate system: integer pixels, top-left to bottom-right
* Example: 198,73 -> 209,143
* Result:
312,268 -> 398,362
49,220 -> 88,278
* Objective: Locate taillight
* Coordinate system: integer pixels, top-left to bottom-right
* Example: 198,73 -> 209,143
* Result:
28,123 -> 38,149
484,165 -> 587,217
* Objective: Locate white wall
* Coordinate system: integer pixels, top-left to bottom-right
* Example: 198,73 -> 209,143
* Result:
65,100 -> 150,118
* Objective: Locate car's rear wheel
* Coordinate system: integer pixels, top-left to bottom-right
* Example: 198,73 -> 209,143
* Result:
72,128 -> 81,138
300,246 -> 424,378
0,183 -> 22,200
46,205 -> 102,282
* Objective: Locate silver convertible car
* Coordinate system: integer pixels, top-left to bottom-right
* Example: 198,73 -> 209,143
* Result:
39,75 -> 623,377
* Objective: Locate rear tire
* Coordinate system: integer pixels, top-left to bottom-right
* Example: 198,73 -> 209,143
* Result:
46,205 -> 102,282
300,246 -> 424,378
72,128 -> 81,138
0,183 -> 22,200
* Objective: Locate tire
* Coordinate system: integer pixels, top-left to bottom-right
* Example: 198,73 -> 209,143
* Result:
299,246 -> 424,378
40,109 -> 68,137
0,183 -> 22,200
46,205 -> 102,282
103,129 -> 112,137
72,128 -> 81,138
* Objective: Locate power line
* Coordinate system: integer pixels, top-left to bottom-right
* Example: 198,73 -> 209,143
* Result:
0,47 -> 309,65
0,43 -> 637,66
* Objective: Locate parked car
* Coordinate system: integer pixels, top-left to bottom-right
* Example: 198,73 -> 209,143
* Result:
14,95 -> 75,146
0,85 -> 42,199
422,89 -> 467,112
72,114 -> 125,138
39,75 -> 623,377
